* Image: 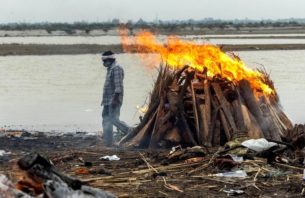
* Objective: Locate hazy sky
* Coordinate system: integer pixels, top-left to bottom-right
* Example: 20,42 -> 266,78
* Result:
1,0 -> 305,23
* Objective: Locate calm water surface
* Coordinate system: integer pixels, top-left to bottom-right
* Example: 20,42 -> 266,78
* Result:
0,51 -> 305,132
2,35 -> 305,45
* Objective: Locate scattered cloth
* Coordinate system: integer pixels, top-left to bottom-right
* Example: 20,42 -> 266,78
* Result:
223,189 -> 245,196
0,150 -> 11,156
100,155 -> 120,161
228,155 -> 244,163
241,138 -> 278,152
212,170 -> 247,178
214,155 -> 242,170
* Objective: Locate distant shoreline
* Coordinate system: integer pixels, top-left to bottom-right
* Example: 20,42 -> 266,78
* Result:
1,25 -> 305,37
1,43 -> 305,56
1,26 -> 305,55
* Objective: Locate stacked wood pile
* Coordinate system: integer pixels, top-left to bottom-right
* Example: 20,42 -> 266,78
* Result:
285,124 -> 305,141
284,124 -> 305,149
120,66 -> 293,148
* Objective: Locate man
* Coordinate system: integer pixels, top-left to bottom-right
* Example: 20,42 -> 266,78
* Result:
101,51 -> 129,147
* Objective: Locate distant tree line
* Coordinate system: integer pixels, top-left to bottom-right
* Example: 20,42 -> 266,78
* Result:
0,18 -> 304,34
0,22 -> 117,34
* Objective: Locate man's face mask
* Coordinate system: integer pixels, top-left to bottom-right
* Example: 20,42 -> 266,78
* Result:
102,59 -> 114,67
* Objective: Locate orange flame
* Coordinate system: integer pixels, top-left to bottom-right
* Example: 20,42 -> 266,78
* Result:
120,29 -> 274,95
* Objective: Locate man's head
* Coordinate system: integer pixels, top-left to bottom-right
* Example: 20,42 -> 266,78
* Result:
101,51 -> 116,68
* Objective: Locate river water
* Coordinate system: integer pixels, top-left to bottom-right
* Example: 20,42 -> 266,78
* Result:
2,35 -> 305,45
0,50 -> 305,132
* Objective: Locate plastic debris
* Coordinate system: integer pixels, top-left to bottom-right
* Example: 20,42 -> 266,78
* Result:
169,145 -> 182,155
212,170 -> 247,178
100,155 -> 120,161
0,150 -> 11,156
264,170 -> 291,178
241,138 -> 278,152
228,155 -> 244,163
223,189 -> 245,196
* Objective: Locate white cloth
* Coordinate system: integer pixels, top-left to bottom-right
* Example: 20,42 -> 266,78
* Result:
241,138 -> 278,152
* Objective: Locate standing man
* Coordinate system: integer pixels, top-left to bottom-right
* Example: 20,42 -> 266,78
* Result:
101,51 -> 129,147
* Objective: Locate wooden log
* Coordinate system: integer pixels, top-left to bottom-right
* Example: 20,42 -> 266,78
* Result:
195,72 -> 206,80
232,98 -> 247,138
118,101 -> 159,145
248,111 -> 265,139
179,112 -> 198,146
177,71 -> 198,146
151,80 -> 180,130
192,84 -> 205,90
198,104 -> 208,144
167,88 -> 180,113
258,96 -> 281,140
150,73 -> 178,146
275,110 -> 293,131
174,65 -> 189,80
179,71 -> 194,99
145,70 -> 170,146
118,130 -> 135,146
213,120 -> 221,146
204,80 -> 211,129
191,82 -> 200,141
264,96 -> 293,132
260,101 -> 282,141
239,80 -> 263,119
277,109 -> 293,130
208,106 -> 220,145
168,78 -> 180,91
149,101 -> 166,148
240,102 -> 264,139
203,80 -> 212,144
164,127 -> 182,143
196,80 -> 212,145
212,83 -> 237,135
149,121 -> 173,148
146,71 -> 196,147
219,109 -> 232,141
239,80 -> 271,139
204,94 -> 220,145
127,111 -> 157,147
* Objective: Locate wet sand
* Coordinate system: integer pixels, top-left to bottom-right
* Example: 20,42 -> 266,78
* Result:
1,43 -> 305,56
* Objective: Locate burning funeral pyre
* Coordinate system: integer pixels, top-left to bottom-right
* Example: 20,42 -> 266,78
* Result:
119,31 -> 294,148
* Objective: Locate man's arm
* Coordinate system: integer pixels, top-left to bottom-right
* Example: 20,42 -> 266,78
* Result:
112,66 -> 124,107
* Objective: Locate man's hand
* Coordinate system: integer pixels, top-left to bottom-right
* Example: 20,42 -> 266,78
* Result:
111,93 -> 120,108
